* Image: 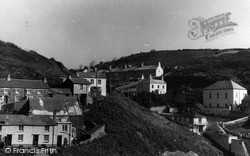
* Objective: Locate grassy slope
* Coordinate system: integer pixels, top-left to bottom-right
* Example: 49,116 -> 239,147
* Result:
0,40 -> 70,86
57,97 -> 222,156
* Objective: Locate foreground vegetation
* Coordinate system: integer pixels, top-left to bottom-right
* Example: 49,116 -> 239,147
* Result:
54,97 -> 222,156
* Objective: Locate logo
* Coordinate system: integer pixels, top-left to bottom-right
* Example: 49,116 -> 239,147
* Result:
188,12 -> 237,40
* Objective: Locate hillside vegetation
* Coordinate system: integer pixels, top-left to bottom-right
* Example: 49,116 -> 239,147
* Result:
55,97 -> 222,156
0,40 -> 70,86
96,49 -> 250,90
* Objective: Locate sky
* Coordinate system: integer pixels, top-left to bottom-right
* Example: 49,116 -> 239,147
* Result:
0,0 -> 250,68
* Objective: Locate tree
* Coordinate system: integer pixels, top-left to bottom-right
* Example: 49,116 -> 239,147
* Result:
89,60 -> 96,68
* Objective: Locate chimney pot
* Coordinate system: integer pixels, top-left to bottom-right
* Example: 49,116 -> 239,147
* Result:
7,74 -> 11,81
158,62 -> 161,67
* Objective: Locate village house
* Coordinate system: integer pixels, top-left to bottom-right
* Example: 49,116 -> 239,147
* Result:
0,75 -> 49,109
0,114 -> 75,147
203,80 -> 248,115
61,76 -> 91,106
106,62 -> 164,85
76,70 -> 106,96
136,75 -> 167,94
167,113 -> 208,135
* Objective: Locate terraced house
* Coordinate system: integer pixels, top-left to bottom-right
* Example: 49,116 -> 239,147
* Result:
0,75 -> 49,109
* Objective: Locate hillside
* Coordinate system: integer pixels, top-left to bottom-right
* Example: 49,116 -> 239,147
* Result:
96,49 -> 250,90
0,40 -> 70,86
55,97 -> 222,156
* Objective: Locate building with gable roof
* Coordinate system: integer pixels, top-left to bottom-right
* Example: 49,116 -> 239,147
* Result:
61,76 -> 91,106
136,74 -> 167,94
0,75 -> 49,109
203,80 -> 248,115
106,62 -> 164,85
76,71 -> 106,96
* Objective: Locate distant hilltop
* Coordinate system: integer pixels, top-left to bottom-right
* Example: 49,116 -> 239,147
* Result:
0,40 -> 70,87
96,48 -> 250,90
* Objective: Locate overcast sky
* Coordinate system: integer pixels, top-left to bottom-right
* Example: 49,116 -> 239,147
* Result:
0,0 -> 250,68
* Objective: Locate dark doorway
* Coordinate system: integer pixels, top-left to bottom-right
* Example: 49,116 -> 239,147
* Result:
57,135 -> 62,147
33,135 -> 39,146
4,96 -> 8,103
5,135 -> 12,146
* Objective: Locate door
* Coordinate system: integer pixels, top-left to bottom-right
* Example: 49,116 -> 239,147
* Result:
33,135 -> 39,146
57,135 -> 62,147
5,135 -> 12,146
198,125 -> 203,132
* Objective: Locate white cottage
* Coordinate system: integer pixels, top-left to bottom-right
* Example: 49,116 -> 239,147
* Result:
136,75 -> 167,94
203,80 -> 248,115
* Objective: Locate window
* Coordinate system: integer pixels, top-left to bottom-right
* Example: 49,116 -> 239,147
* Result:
225,92 -> 227,99
44,135 -> 49,142
217,93 -> 219,99
0,126 -> 2,131
217,103 -> 219,108
19,125 -> 24,131
45,126 -> 49,132
198,118 -> 202,123
91,79 -> 94,84
209,93 -> 211,99
18,134 -> 23,141
225,104 -> 228,108
98,79 -> 101,85
236,92 -> 238,97
62,125 -> 68,132
157,85 -> 159,88
163,85 -> 164,89
80,85 -> 83,90
152,85 -> 154,89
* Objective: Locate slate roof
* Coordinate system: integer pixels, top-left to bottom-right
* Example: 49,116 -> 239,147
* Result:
49,88 -> 72,95
69,78 -> 91,85
76,72 -> 106,78
204,80 -> 247,90
0,114 -> 56,126
29,97 -> 79,112
132,65 -> 157,71
138,78 -> 166,84
0,78 -> 49,89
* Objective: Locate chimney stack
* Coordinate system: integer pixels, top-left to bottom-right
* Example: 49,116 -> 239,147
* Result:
88,66 -> 90,72
149,74 -> 152,80
141,74 -> 144,80
161,76 -> 164,81
158,62 -> 161,67
44,78 -> 47,83
69,75 -> 72,79
7,74 -> 11,81
109,65 -> 112,70
125,64 -> 127,69
95,67 -> 97,72
141,62 -> 144,67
